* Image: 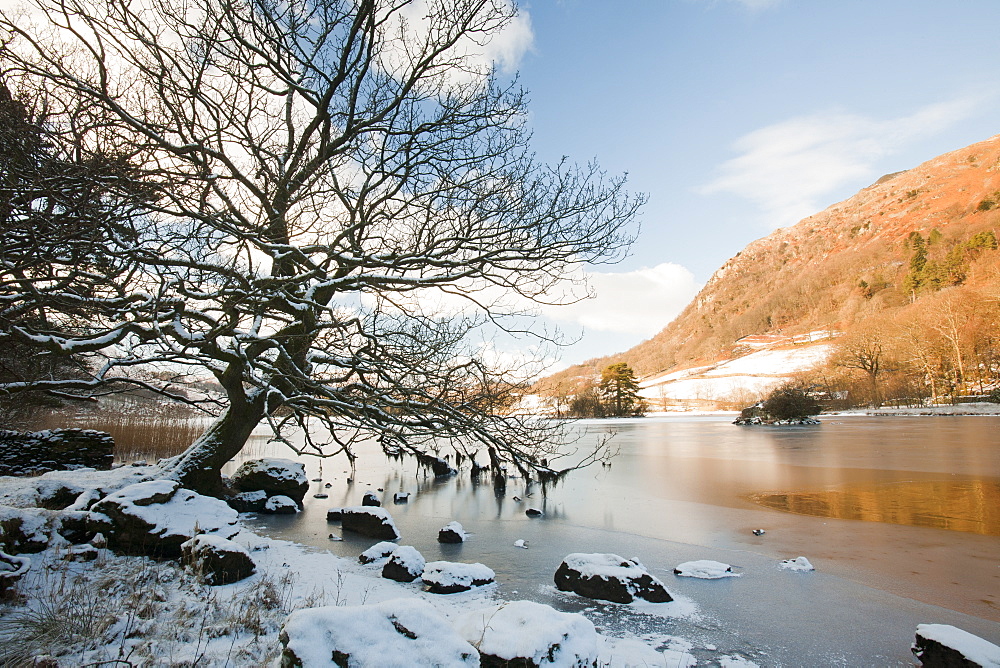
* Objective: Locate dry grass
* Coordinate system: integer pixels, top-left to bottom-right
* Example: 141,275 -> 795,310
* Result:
32,396 -> 211,463
0,546 -> 336,667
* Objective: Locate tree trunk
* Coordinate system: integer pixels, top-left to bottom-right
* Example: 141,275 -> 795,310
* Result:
165,390 -> 267,497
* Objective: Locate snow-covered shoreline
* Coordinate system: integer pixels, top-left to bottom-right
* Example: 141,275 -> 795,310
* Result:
0,464 -> 741,667
641,403 -> 1000,419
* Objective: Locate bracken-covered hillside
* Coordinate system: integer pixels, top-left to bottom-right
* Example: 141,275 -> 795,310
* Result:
540,133 -> 1000,389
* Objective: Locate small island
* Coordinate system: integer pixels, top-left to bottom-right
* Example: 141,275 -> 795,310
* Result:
733,384 -> 821,425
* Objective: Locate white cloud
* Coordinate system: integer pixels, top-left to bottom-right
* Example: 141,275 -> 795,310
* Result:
540,263 -> 701,338
379,0 -> 533,88
700,97 -> 985,229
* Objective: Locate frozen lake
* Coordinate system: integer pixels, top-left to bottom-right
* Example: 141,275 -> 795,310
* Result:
240,415 -> 1000,665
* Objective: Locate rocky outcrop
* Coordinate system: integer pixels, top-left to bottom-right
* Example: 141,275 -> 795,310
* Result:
456,600 -> 599,667
362,491 -> 381,507
182,534 -> 256,585
89,479 -> 239,558
912,624 -> 1000,667
279,599 -> 478,668
381,546 -> 425,583
422,561 -> 495,594
0,429 -> 114,476
554,553 -> 672,604
229,458 -> 308,507
341,507 -> 400,540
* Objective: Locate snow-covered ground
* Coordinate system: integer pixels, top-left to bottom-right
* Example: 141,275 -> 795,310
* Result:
638,343 -> 833,404
0,464 -> 732,667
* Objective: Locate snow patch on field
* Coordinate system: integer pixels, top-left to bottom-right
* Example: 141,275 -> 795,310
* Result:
639,343 -> 833,403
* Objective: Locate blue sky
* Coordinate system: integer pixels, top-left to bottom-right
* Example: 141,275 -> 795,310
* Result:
508,0 -> 1000,368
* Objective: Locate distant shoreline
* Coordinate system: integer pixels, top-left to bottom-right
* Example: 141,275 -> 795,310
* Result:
640,404 -> 1000,418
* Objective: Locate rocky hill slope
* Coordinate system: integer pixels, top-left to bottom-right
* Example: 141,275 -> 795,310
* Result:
538,134 -> 1000,401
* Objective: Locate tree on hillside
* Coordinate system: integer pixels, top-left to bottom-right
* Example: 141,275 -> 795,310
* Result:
600,362 -> 644,417
833,324 -> 897,407
0,0 -> 643,494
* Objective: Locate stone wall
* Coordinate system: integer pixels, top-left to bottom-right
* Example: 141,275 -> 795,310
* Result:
0,429 -> 115,475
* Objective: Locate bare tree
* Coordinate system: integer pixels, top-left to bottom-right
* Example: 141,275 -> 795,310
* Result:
833,323 -> 897,408
0,0 -> 642,494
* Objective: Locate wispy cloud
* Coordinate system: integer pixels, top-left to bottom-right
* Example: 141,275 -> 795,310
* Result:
540,263 -> 700,337
700,97 -> 986,229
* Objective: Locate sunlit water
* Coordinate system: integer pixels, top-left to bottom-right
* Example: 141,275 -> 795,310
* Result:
230,415 -> 1000,665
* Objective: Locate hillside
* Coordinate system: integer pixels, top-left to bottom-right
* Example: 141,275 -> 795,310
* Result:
538,134 -> 1000,403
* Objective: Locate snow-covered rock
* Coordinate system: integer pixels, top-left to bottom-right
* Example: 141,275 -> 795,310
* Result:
912,624 -> 1000,667
262,495 -> 299,514
56,509 -> 95,544
0,505 -> 55,553
359,541 -> 399,564
422,561 -> 495,594
326,507 -> 343,522
229,458 -> 308,506
525,508 -> 543,517
673,560 -> 740,579
456,600 -> 599,667
88,479 -> 239,558
779,556 -> 814,572
382,546 -> 425,583
278,598 -> 478,667
437,521 -> 465,543
554,553 -> 673,604
0,549 -> 30,593
227,489 -> 268,513
61,544 -> 99,562
181,534 -> 256,585
341,506 -> 401,540
31,480 -> 86,510
362,490 -> 381,507
393,492 -> 410,504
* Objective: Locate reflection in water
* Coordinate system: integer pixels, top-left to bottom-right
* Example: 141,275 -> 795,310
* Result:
750,478 -> 1000,535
